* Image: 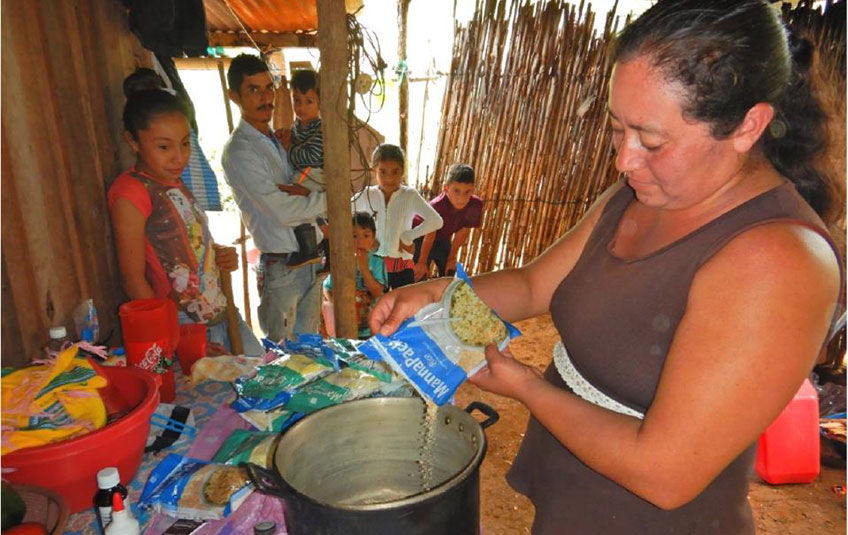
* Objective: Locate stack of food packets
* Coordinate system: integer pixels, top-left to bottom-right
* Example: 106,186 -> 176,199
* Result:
361,264 -> 520,405
232,336 -> 411,429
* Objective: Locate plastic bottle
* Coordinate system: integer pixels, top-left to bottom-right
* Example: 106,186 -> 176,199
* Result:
73,298 -> 100,343
47,326 -> 70,353
94,467 -> 128,532
104,492 -> 139,535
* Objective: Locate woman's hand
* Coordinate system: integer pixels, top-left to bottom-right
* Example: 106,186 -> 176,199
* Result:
369,278 -> 451,336
213,244 -> 239,272
398,240 -> 415,255
468,345 -> 545,401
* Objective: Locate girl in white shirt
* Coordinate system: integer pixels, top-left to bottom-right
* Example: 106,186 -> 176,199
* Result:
352,144 -> 443,289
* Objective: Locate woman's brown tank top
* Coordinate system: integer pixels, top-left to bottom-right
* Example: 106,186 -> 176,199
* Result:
506,181 -> 842,535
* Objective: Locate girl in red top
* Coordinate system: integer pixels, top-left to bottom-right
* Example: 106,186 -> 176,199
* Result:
108,89 -> 260,356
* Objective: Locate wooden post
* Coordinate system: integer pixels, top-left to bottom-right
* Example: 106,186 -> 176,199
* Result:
317,0 -> 357,338
397,0 -> 411,154
215,61 -> 245,353
216,66 -> 251,330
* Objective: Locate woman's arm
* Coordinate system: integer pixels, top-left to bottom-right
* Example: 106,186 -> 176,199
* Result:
471,222 -> 840,509
371,182 -> 623,335
110,198 -> 155,299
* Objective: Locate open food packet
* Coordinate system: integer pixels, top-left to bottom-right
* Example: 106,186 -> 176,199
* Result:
139,454 -> 253,521
361,264 -> 520,405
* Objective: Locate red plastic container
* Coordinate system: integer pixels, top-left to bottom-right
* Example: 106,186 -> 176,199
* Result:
755,378 -> 820,485
120,298 -> 179,402
176,323 -> 208,376
3,362 -> 158,513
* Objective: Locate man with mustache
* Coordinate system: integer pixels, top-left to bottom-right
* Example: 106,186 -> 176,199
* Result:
222,54 -> 327,343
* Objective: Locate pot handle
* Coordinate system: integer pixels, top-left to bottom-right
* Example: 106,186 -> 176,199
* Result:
243,462 -> 288,498
465,401 -> 499,429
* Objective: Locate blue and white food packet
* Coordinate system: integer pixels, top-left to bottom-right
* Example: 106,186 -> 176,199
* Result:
139,454 -> 253,521
361,264 -> 520,405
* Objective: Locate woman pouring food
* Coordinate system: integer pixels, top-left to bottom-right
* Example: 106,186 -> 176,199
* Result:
370,1 -> 844,533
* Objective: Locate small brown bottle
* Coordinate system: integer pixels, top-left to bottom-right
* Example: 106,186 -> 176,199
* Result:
94,467 -> 128,533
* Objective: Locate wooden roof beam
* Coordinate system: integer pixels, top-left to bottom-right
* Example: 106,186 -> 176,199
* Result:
207,31 -> 317,49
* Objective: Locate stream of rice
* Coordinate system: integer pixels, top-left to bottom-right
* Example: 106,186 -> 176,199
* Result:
416,399 -> 440,492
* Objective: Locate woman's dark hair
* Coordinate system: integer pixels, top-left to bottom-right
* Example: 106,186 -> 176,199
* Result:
122,89 -> 189,139
227,54 -> 270,94
613,0 -> 833,218
352,211 -> 377,234
291,69 -> 319,97
371,143 -> 405,168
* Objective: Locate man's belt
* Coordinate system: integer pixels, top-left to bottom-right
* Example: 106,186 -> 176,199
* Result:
260,251 -> 321,268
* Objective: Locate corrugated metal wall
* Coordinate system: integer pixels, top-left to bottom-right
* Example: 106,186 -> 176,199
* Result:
1,0 -> 149,367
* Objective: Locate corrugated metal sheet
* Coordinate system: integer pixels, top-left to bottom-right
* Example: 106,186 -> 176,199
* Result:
1,0 -> 146,367
205,0 -> 362,45
206,0 -> 319,33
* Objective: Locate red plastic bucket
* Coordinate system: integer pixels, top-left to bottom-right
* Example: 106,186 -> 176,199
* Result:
3,362 -> 159,513
119,298 -> 180,348
120,298 -> 179,402
176,323 -> 208,376
755,378 -> 820,484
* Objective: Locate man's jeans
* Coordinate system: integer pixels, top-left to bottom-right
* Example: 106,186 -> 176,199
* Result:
256,257 -> 321,343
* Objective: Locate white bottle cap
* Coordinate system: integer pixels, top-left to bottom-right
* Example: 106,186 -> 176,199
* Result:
97,467 -> 121,489
49,326 -> 67,340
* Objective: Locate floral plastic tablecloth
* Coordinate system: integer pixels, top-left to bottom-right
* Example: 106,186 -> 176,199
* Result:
63,366 -> 286,535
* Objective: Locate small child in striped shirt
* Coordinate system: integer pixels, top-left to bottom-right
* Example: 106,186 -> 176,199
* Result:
277,69 -> 325,192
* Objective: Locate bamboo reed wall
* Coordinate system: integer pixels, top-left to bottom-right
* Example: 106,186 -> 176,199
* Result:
427,0 -> 846,275
427,0 -> 624,274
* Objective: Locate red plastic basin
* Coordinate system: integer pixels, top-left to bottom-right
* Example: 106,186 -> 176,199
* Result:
2,361 -> 159,513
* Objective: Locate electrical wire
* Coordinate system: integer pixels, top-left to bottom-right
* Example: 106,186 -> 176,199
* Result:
221,0 -> 264,56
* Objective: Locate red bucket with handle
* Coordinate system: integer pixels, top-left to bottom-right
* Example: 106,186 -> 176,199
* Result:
119,298 -> 179,402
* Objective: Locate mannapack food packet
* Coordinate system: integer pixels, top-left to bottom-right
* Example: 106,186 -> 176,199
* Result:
361,264 -> 520,405
231,352 -> 335,413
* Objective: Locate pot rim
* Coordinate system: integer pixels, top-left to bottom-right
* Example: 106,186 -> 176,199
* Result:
273,397 -> 489,512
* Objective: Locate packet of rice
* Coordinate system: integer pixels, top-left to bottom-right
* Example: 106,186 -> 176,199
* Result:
212,430 -> 280,469
139,454 -> 253,521
284,366 -> 387,414
231,351 -> 335,413
360,264 -> 520,405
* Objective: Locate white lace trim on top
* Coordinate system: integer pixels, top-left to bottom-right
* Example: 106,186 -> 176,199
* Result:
553,341 -> 645,420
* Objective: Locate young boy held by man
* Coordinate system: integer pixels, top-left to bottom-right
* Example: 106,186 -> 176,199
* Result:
276,68 -> 330,270
413,163 -> 483,280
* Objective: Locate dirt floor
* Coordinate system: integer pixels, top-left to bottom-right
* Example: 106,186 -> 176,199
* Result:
454,315 -> 847,535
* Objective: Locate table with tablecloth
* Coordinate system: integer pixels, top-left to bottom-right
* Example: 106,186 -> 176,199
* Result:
63,365 -> 287,535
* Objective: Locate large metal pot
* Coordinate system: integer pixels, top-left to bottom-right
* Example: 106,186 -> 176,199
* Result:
246,397 -> 498,535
